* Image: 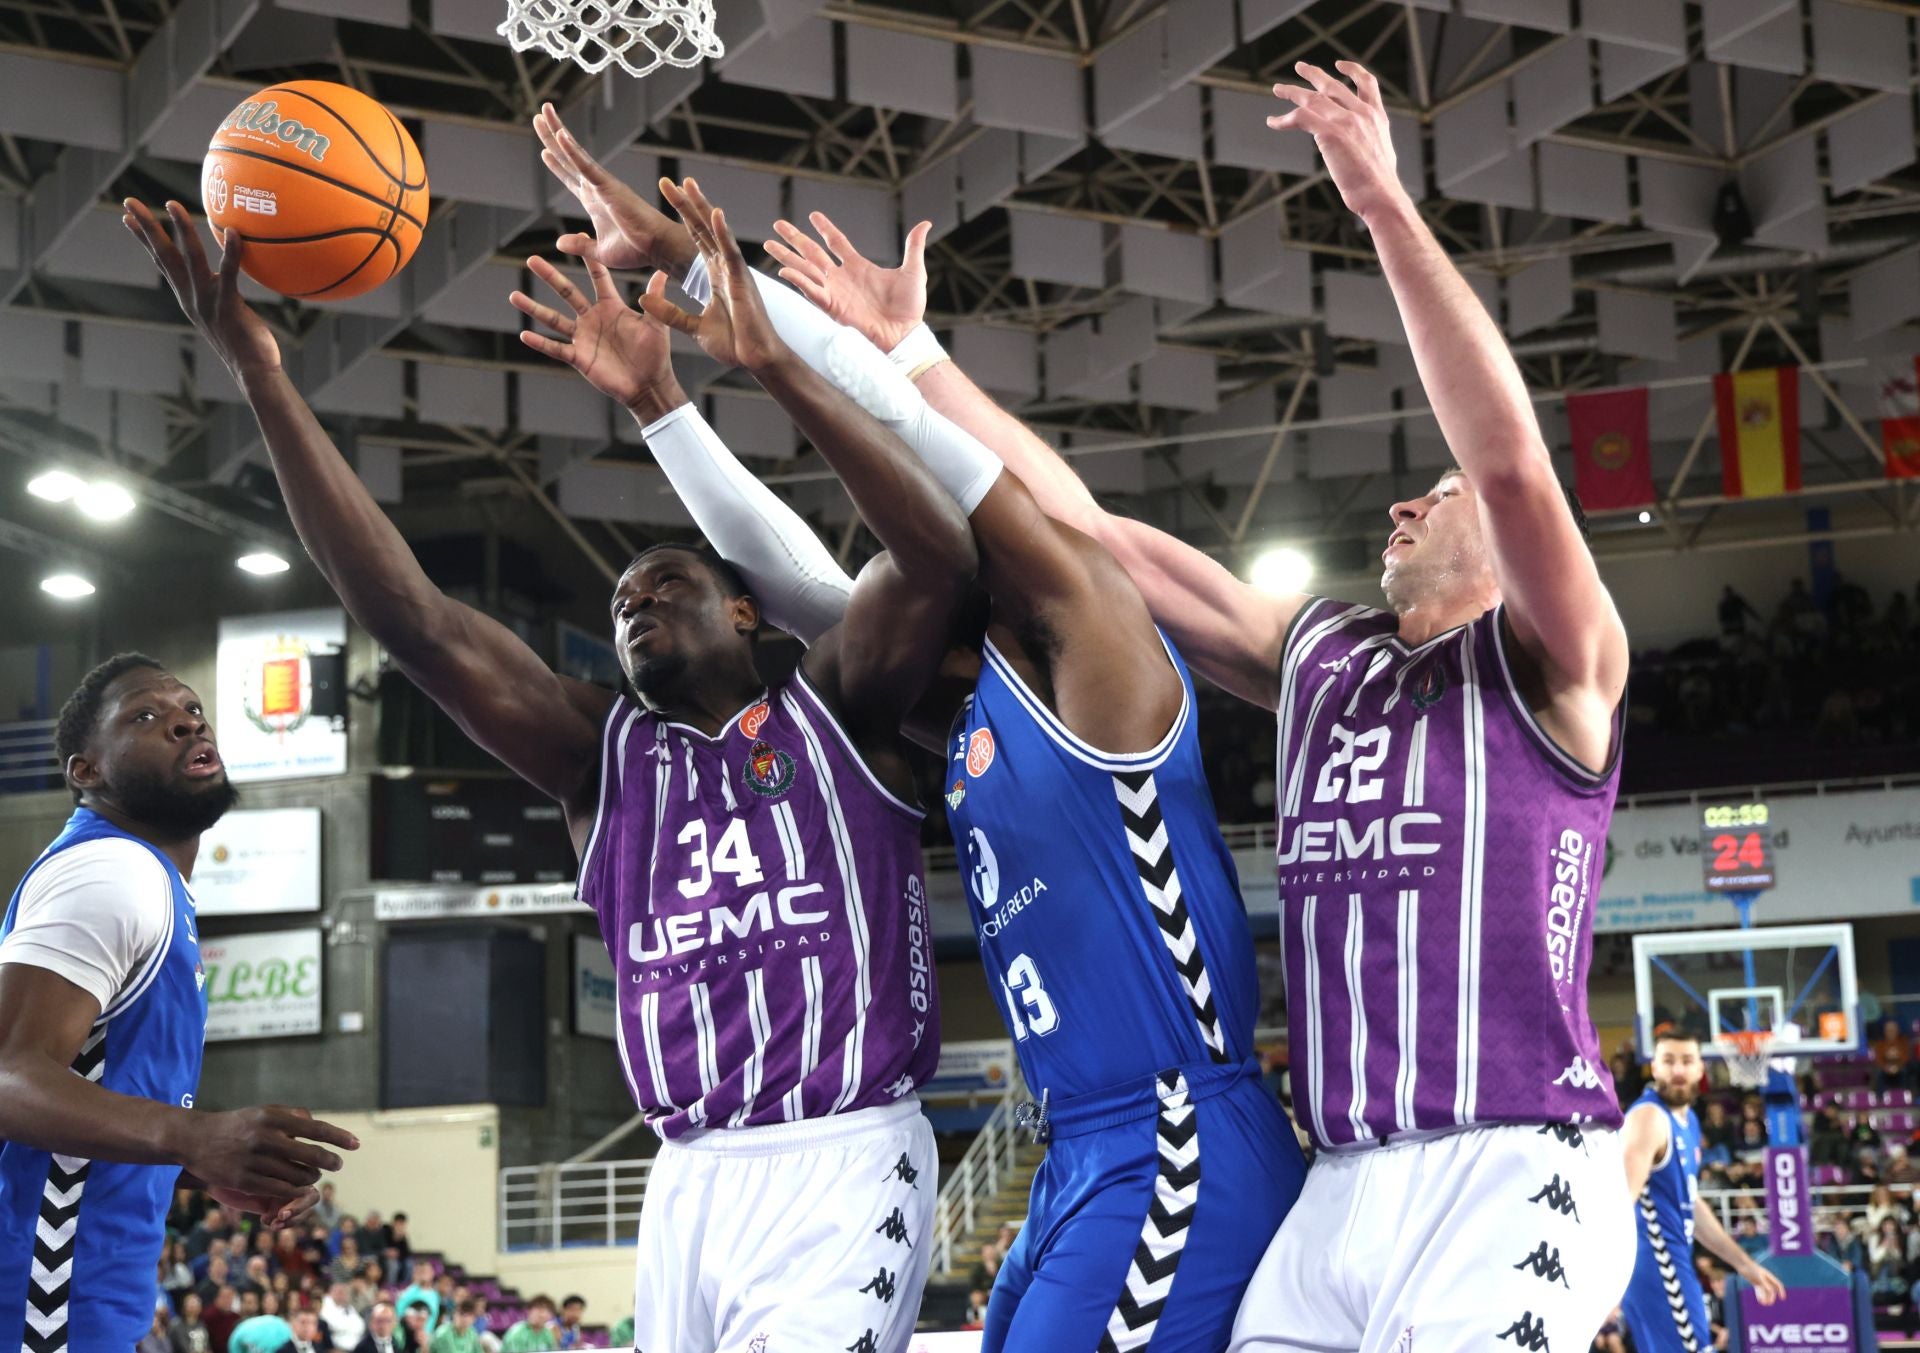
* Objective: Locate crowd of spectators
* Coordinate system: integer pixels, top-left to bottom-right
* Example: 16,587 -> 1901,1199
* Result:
140,1187 -> 621,1353
959,1223 -> 1019,1330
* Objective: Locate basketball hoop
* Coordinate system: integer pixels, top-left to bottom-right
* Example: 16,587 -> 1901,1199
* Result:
1718,1029 -> 1777,1089
498,0 -> 724,78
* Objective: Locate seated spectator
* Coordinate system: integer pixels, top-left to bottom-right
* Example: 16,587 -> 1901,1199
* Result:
187,1206 -> 233,1263
170,1291 -> 211,1353
964,1289 -> 989,1328
1869,1217 -> 1910,1305
399,1300 -> 434,1350
361,1210 -> 391,1256
1700,1100 -> 1735,1154
1874,1019 -> 1915,1094
321,1282 -> 366,1351
1888,1142 -> 1918,1186
204,1286 -> 243,1353
434,1274 -> 457,1324
161,1238 -> 196,1303
471,1298 -> 502,1353
282,1308 -> 328,1353
429,1300 -> 485,1353
352,1303 -> 401,1353
500,1295 -> 560,1352
395,1260 -> 442,1331
333,1216 -> 361,1256
276,1228 -> 316,1284
198,1256 -> 234,1308
238,1255 -> 272,1299
329,1239 -> 363,1287
1810,1108 -> 1851,1169
388,1213 -> 414,1271
968,1240 -> 1002,1292
312,1183 -> 343,1232
172,1186 -> 209,1237
554,1295 -> 587,1349
609,1315 -> 633,1352
1822,1214 -> 1868,1271
140,1300 -> 174,1353
349,1275 -> 380,1317
1866,1184 -> 1912,1233
192,1235 -> 230,1285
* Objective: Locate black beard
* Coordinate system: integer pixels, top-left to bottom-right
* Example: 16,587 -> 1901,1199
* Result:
1657,1081 -> 1697,1109
630,652 -> 689,703
111,764 -> 240,838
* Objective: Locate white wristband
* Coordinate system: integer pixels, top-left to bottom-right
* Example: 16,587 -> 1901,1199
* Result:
888,323 -> 947,378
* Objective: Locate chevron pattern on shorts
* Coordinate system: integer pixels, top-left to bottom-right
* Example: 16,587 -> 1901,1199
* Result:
1636,1191 -> 1702,1353
1113,771 -> 1227,1062
25,1027 -> 106,1353
1098,1071 -> 1200,1352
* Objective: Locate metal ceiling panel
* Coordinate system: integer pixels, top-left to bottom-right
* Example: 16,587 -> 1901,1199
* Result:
518,368 -> 610,441
1213,89 -> 1317,175
1706,4 -> 1806,76
1238,0 -> 1318,42
1810,0 -> 1913,94
1636,158 -> 1719,239
1506,254 -> 1574,337
1307,427 -> 1393,479
1742,134 -> 1821,229
355,442 -> 401,505
45,210 -> 165,289
1580,0 -> 1685,55
711,390 -> 800,461
0,53 -> 123,151
417,362 -> 505,429
427,0 -> 509,43
1595,289 -> 1677,361
1090,297 -> 1159,376
720,16 -> 834,101
1138,347 -> 1219,414
1093,16 -> 1166,134
80,322 -> 181,395
424,120 -> 541,211
950,326 -> 1040,400
1598,40 -> 1685,103
1219,202 -> 1287,296
117,393 -> 169,464
960,130 -> 1022,221
1449,140 -> 1535,211
1513,38 -> 1592,144
846,24 -> 958,121
1022,133 -> 1087,184
0,312 -> 69,384
1389,109 -> 1427,201
281,0 -> 407,25
1167,0 -> 1238,85
789,179 -> 896,266
1324,270 -> 1404,344
312,354 -> 405,420
901,159 -> 960,244
559,462 -> 695,527
972,47 -> 1082,140
421,261 -> 526,334
1009,211 -> 1106,289
147,82 -> 250,164
1460,0 -> 1569,33
1106,86 -> 1205,162
1826,95 -> 1917,198
1435,83 -> 1511,190
675,160 -> 785,243
1118,225 -> 1211,304
1537,142 -> 1631,224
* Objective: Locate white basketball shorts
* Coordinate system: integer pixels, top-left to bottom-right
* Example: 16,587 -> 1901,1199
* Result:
1230,1122 -> 1636,1353
633,1097 -> 937,1353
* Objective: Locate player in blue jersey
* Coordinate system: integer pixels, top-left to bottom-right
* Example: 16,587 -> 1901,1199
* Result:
0,654 -> 358,1352
522,149 -> 1308,1350
1621,1031 -> 1785,1353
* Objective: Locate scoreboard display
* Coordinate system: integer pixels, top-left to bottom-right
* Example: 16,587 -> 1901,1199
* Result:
1700,801 -> 1776,892
372,775 -> 575,884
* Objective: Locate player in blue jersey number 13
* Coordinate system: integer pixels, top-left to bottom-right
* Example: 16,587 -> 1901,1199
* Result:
527,127 -> 1309,1347
750,55 -> 1646,1353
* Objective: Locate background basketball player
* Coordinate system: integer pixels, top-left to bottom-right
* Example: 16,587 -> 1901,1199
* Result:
527,143 -> 1307,1349
1622,1031 -> 1786,1353
749,57 -> 1643,1352
0,654 -> 357,1352
125,195 -> 974,1353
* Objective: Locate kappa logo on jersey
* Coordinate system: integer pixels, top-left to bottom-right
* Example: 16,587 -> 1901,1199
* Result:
966,728 -> 995,777
1551,1056 -> 1604,1090
1527,1174 -> 1580,1221
1512,1241 -> 1570,1287
740,701 -> 771,737
1498,1312 -> 1551,1352
743,739 -> 797,798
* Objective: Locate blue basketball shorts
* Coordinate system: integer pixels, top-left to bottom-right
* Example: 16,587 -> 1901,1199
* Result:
983,1059 -> 1306,1353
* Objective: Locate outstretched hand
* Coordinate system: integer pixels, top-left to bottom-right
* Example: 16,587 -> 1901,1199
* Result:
643,178 -> 790,375
121,199 -> 281,383
511,256 -> 683,414
534,102 -> 690,275
765,214 -> 932,353
1269,60 -> 1405,223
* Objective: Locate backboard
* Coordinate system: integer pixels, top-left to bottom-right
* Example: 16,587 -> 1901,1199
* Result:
1632,923 -> 1859,1061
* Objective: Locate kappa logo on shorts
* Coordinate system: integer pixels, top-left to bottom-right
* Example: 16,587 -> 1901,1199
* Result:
1527,1174 -> 1581,1221
742,739 -> 797,798
966,728 -> 995,777
748,1338 -> 768,1353
1389,1326 -> 1414,1353
1537,1122 -> 1587,1153
846,1333 -> 879,1353
1512,1241 -> 1570,1288
875,1207 -> 912,1246
860,1267 -> 898,1304
883,1152 -> 920,1189
1498,1312 -> 1552,1352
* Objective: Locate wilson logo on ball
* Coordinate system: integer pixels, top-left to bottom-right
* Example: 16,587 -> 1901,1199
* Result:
220,100 -> 333,162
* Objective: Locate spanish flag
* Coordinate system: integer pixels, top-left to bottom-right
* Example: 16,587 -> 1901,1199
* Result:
1713,366 -> 1801,498
1880,355 -> 1920,481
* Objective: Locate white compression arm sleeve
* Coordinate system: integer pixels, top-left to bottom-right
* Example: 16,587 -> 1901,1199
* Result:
640,402 -> 853,645
683,254 -> 1003,513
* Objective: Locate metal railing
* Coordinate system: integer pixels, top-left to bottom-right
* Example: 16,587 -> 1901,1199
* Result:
930,1077 -> 1029,1280
498,1158 -> 652,1251
0,719 -> 57,794
1701,1181 -> 1880,1232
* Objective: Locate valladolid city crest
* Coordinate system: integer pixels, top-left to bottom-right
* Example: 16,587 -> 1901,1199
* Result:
243,632 -> 315,738
743,739 -> 796,798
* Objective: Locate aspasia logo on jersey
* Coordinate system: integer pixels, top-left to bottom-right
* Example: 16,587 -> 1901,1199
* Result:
1545,828 -> 1591,986
629,882 -> 831,969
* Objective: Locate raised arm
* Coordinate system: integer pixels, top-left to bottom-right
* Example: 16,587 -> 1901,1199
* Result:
1273,62 -> 1627,713
765,212 -> 1305,710
124,201 -> 610,820
639,185 -> 975,732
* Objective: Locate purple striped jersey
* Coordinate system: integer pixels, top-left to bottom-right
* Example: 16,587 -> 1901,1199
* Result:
1274,600 -> 1624,1150
575,673 -> 938,1140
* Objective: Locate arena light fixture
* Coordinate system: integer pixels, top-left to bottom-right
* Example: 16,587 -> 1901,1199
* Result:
1249,545 -> 1314,595
1637,510 -> 1654,524
237,551 -> 291,576
27,469 -> 83,503
40,573 -> 96,600
76,481 -> 137,522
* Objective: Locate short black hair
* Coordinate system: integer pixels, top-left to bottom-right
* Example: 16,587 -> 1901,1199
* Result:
1653,1028 -> 1701,1048
562,1295 -> 585,1309
627,542 -> 752,601
54,653 -> 165,804
1436,467 -> 1590,541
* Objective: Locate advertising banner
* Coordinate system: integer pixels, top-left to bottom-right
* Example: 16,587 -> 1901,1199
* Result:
216,608 -> 348,782
1764,1147 -> 1813,1256
371,883 -> 589,921
201,929 -> 323,1042
1598,787 -> 1920,932
192,808 -> 322,915
573,935 -> 617,1040
923,1039 -> 1016,1096
1739,1284 -> 1852,1353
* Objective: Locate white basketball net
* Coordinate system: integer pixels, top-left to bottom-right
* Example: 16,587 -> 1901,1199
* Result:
498,0 -> 724,78
1718,1031 -> 1777,1089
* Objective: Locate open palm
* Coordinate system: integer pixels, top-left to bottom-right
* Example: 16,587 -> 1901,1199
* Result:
766,213 -> 931,352
534,102 -> 675,272
511,256 -> 675,410
642,179 -> 789,374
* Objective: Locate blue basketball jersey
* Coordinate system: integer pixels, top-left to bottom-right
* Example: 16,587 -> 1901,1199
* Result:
0,809 -> 208,1353
943,635 -> 1258,1102
1623,1087 -> 1710,1353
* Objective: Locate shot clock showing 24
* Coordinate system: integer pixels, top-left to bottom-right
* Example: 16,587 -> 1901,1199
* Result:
1700,801 -> 1778,893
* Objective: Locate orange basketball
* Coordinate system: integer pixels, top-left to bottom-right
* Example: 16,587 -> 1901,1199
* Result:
202,80 -> 429,302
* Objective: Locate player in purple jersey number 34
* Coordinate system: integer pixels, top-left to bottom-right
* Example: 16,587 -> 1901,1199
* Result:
130,185 -> 975,1352
755,55 -> 1645,1353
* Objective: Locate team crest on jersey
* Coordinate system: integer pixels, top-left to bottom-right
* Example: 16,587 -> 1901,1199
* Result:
1411,666 -> 1448,711
739,701 -> 770,737
966,729 -> 995,778
743,739 -> 796,798
946,779 -> 966,810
